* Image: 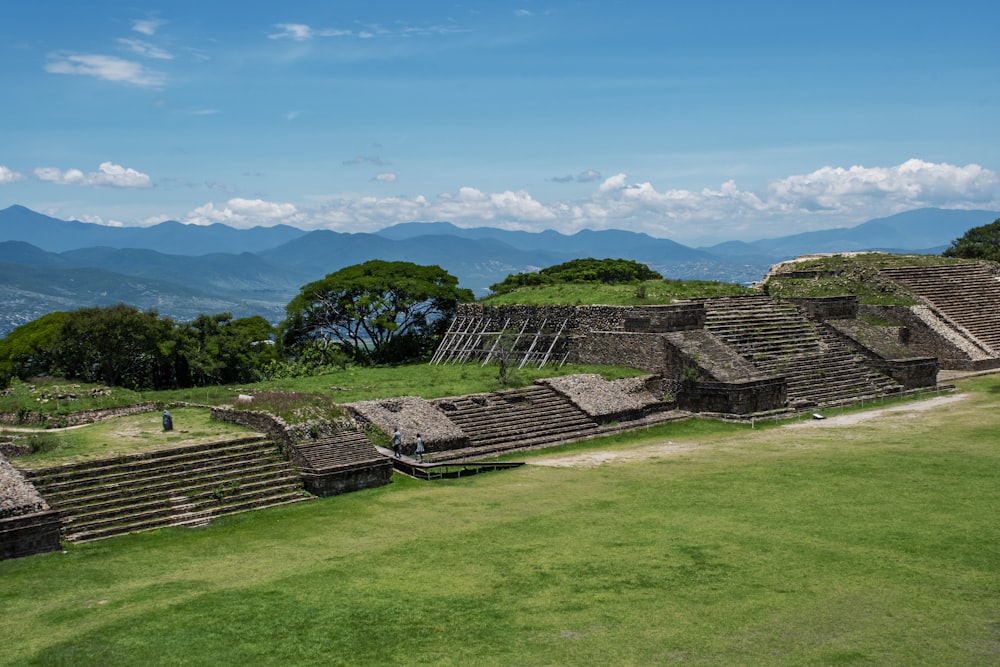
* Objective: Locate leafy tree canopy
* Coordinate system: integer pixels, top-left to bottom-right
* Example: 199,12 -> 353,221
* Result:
943,218 -> 1000,262
489,258 -> 663,295
0,311 -> 67,386
280,260 -> 474,365
52,304 -> 174,390
0,306 -> 277,391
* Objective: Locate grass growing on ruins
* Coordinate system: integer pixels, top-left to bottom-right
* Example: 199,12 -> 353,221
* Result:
482,278 -> 754,306
2,375 -> 999,665
761,252 -> 983,305
146,362 -> 642,406
0,378 -> 144,416
0,364 -> 641,427
6,407 -> 256,469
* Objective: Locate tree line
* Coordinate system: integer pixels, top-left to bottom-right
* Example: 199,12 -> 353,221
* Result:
0,260 -> 472,390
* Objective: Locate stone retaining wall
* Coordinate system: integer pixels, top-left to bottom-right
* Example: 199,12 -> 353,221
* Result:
860,305 -> 994,370
867,358 -> 940,389
568,331 -> 670,373
211,407 -> 390,497
790,296 -> 859,321
299,464 -> 391,497
622,303 -> 706,332
678,378 -> 787,415
1,510 -> 62,560
0,402 -> 158,428
1,454 -> 62,560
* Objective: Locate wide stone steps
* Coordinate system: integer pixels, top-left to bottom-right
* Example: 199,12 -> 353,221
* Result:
433,385 -> 599,454
25,437 -> 272,489
23,437 -> 310,543
62,476 -> 302,538
33,445 -> 289,501
52,466 -> 299,521
703,299 -> 823,361
294,430 -> 384,471
881,265 -> 1000,353
700,296 -> 902,407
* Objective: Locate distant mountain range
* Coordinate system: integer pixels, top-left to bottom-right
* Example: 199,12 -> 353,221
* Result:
0,204 -> 996,336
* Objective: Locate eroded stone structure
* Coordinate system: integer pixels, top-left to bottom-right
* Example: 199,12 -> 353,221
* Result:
436,294 -> 943,414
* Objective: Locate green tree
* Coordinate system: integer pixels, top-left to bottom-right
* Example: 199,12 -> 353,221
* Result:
943,218 -> 1000,262
0,311 -> 67,387
52,304 -> 175,390
281,260 -> 474,365
489,258 -> 663,295
175,314 -> 275,386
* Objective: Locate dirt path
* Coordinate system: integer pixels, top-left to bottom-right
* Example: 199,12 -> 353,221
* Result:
781,393 -> 965,429
529,393 -> 967,468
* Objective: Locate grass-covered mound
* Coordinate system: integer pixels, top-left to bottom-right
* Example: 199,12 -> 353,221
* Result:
761,252 -> 982,304
482,278 -> 754,305
5,407 -> 259,470
1,376 -> 997,665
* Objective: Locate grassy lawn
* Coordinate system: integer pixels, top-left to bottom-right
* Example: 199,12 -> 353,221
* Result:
127,362 -> 640,408
1,376 -> 999,665
5,407 -> 259,470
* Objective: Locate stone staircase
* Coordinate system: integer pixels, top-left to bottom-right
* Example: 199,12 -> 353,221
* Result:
21,437 -> 310,543
432,385 -> 600,460
704,296 -> 902,408
880,264 -> 1000,355
293,430 -> 386,472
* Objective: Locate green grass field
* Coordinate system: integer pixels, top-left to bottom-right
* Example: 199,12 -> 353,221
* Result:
2,376 -> 999,665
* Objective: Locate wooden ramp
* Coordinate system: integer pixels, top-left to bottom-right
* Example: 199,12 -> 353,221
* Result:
374,445 -> 524,480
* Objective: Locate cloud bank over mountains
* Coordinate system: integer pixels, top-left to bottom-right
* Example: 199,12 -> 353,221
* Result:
5,158 -> 989,244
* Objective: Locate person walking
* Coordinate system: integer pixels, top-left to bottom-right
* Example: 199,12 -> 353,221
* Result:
392,427 -> 402,458
414,433 -> 425,462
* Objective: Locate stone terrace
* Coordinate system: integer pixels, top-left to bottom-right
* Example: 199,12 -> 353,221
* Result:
291,429 -> 392,496
701,296 -> 903,408
880,264 -> 1000,355
21,436 -> 309,543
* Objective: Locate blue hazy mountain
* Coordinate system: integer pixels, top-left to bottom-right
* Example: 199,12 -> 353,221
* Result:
0,204 -> 995,336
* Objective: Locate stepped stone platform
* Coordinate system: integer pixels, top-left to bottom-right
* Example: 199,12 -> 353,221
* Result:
700,296 -> 904,409
879,264 -> 1000,360
431,384 -> 601,460
351,375 -> 688,463
20,436 -> 310,543
290,429 -> 393,496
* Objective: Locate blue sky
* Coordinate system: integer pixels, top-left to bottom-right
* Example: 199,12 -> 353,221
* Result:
2,1 -> 998,245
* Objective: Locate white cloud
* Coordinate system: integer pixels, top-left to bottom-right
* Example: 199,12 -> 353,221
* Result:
45,53 -> 167,87
119,38 -> 173,60
269,23 -> 314,41
33,162 -> 153,189
132,19 -> 165,36
174,160 -> 999,242
0,166 -> 24,184
184,198 -> 301,228
766,159 -> 1000,212
374,172 -> 397,183
269,20 -> 460,42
